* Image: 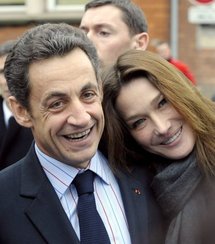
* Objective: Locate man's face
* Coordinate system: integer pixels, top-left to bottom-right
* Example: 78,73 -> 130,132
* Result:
0,55 -> 10,101
80,5 -> 147,70
156,43 -> 171,60
17,48 -> 104,168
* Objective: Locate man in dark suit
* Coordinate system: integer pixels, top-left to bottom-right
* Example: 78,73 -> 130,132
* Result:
0,23 -> 164,244
0,40 -> 33,169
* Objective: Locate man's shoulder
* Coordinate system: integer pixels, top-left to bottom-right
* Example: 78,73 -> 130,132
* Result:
0,159 -> 23,183
0,160 -> 24,205
0,148 -> 34,187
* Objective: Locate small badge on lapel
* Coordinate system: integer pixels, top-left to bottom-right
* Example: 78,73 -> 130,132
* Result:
133,188 -> 141,195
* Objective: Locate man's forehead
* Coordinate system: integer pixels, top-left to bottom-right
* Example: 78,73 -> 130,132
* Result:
82,5 -> 124,24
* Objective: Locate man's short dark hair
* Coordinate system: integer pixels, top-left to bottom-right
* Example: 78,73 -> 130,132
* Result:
85,0 -> 148,35
4,23 -> 100,110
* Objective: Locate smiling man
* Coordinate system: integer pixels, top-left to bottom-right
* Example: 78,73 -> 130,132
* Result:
26,48 -> 104,168
0,23 -> 164,244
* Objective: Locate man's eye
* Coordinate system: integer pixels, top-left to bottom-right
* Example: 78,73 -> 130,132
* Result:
49,100 -> 64,109
80,27 -> 88,34
99,31 -> 110,37
83,91 -> 96,100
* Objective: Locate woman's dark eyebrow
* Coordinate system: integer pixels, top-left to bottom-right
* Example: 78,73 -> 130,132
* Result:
125,92 -> 162,123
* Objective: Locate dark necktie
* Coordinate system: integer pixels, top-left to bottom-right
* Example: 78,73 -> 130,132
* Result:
73,170 -> 111,244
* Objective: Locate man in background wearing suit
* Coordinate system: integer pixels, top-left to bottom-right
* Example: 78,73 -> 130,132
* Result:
0,23 -> 164,243
0,40 -> 33,170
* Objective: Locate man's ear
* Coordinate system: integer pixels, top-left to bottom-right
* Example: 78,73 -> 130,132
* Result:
133,32 -> 149,50
8,96 -> 33,128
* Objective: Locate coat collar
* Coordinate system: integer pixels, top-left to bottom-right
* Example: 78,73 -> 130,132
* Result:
20,146 -> 155,244
116,167 -> 150,244
20,146 -> 79,244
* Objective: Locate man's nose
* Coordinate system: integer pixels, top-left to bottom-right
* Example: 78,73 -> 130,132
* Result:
67,101 -> 91,127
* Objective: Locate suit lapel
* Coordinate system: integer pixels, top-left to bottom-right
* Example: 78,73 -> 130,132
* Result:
116,168 -> 149,244
0,98 -> 6,148
20,146 -> 79,244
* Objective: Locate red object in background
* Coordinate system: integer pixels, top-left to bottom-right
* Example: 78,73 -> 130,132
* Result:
196,0 -> 213,2
189,0 -> 214,4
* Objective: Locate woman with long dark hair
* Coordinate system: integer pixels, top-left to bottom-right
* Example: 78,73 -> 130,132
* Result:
102,49 -> 215,244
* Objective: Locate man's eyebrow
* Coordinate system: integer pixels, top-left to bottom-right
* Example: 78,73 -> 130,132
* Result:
81,82 -> 98,91
0,68 -> 4,73
80,23 -> 113,30
42,91 -> 67,106
42,82 -> 98,105
95,23 -> 114,30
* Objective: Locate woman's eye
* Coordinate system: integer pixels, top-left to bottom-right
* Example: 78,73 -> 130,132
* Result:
158,98 -> 167,108
131,119 -> 145,129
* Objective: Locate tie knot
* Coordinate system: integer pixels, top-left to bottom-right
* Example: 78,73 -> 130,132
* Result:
73,170 -> 95,196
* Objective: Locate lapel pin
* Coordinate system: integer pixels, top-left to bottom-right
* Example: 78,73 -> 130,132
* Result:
133,188 -> 141,195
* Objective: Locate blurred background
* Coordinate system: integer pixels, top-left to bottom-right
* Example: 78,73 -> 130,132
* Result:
0,0 -> 215,98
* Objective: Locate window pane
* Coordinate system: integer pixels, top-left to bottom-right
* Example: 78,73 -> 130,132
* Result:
0,0 -> 24,4
56,0 -> 88,4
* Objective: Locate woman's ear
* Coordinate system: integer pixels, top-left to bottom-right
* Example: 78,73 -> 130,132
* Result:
8,96 -> 33,128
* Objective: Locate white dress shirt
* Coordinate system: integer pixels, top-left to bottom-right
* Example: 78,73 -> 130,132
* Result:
35,144 -> 131,244
3,100 -> 12,127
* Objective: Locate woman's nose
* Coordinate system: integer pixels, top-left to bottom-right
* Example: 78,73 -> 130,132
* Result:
153,115 -> 171,135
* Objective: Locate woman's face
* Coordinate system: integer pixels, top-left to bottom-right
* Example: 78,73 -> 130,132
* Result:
116,77 -> 196,160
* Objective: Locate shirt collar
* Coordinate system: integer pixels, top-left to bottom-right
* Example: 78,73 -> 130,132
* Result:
3,100 -> 12,127
88,151 -> 111,185
35,144 -> 111,198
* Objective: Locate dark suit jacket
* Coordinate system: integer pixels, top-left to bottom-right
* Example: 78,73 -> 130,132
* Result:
0,97 -> 33,170
0,145 -> 165,244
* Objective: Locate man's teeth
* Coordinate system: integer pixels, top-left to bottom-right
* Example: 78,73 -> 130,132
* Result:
66,129 -> 91,139
162,128 -> 181,145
